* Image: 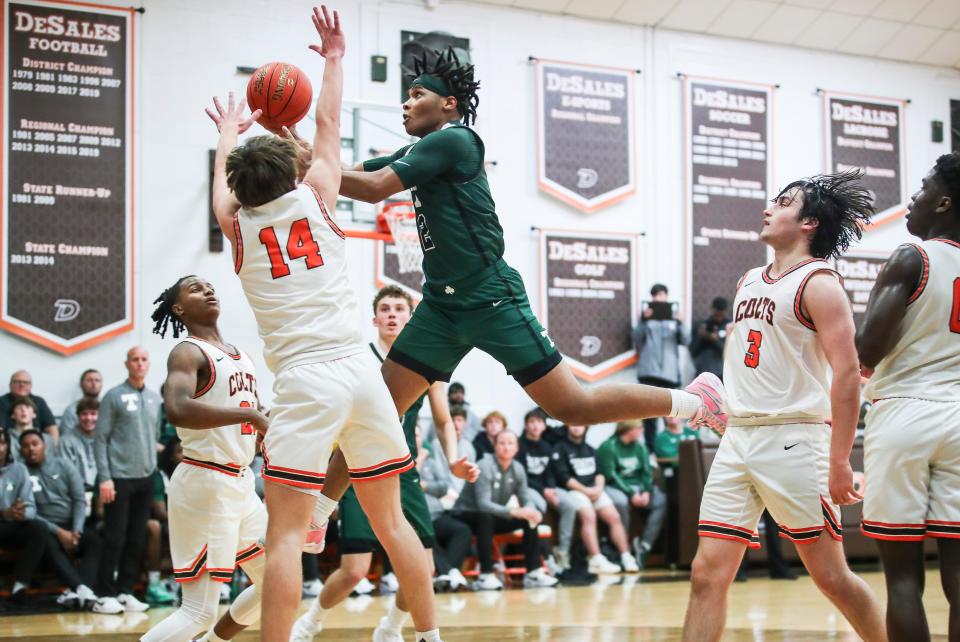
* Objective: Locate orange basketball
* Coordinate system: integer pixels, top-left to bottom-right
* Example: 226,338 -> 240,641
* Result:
246,62 -> 313,132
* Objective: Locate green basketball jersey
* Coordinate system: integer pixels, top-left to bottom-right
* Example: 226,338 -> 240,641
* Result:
369,342 -> 424,457
363,125 -> 504,289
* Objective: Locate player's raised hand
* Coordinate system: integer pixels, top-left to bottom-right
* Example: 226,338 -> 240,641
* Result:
449,456 -> 479,482
828,460 -> 863,506
309,5 -> 344,60
205,92 -> 261,134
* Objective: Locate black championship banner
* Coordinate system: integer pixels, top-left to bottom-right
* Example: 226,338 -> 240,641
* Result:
535,60 -> 635,213
685,77 -> 772,320
831,250 -> 890,328
539,230 -> 637,381
2,1 -> 134,354
824,92 -> 907,227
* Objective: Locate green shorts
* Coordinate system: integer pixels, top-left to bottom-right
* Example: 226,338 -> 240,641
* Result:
389,260 -> 562,385
338,469 -> 435,553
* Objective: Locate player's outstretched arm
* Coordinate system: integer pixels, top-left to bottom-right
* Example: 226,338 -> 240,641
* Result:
856,243 -> 924,370
205,92 -> 261,243
427,382 -> 479,482
163,343 -> 269,434
803,272 -> 862,506
303,5 -> 344,209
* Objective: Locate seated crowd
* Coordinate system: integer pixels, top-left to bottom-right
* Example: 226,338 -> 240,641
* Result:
1,363 -> 700,612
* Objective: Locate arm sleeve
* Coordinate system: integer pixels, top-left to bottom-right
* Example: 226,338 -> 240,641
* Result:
637,443 -> 654,492
421,458 -> 449,498
362,146 -> 410,173
16,467 -> 37,520
515,466 -> 533,509
598,442 -> 633,495
632,323 -> 647,350
65,461 -> 86,532
475,460 -> 512,520
551,447 -> 572,489
93,393 -> 114,482
388,129 -> 471,189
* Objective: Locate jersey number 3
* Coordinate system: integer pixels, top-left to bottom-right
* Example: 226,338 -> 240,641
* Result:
239,401 -> 254,436
744,330 -> 762,368
258,218 -> 324,279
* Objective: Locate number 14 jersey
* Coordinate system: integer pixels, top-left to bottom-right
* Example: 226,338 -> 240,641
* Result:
723,258 -> 838,421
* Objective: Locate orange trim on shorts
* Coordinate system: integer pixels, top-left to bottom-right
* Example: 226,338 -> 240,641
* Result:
348,454 -> 415,481
697,520 -> 761,549
173,545 -> 208,583
861,519 -> 926,541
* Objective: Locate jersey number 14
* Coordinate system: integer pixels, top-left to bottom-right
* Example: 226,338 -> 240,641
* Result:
258,218 -> 324,279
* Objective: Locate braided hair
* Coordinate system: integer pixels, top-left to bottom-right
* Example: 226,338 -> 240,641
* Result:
150,275 -> 195,339
775,169 -> 874,259
413,46 -> 480,126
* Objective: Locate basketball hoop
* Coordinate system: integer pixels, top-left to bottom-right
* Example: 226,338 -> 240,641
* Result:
378,201 -> 422,274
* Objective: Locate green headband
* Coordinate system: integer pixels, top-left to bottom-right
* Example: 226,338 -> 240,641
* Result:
411,74 -> 451,97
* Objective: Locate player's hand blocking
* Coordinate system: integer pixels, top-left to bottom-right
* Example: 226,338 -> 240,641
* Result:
449,456 -> 480,482
309,6 -> 344,60
204,92 -> 261,134
828,460 -> 863,506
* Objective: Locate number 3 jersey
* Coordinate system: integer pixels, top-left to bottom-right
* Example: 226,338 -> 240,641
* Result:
866,238 -> 960,402
234,183 -> 363,374
723,259 -> 839,422
176,338 -> 260,467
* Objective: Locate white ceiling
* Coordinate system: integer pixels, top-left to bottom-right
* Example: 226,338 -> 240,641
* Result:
460,0 -> 960,69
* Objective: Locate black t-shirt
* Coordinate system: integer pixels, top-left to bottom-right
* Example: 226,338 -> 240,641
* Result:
551,439 -> 599,488
518,435 -> 556,492
472,432 -> 495,460
0,393 -> 56,431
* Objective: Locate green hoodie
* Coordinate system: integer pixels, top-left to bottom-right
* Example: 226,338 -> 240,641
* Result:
596,436 -> 653,495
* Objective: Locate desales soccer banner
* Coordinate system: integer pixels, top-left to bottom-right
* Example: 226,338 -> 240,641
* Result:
1,0 -> 135,354
535,59 -> 635,213
538,230 -> 637,381
685,76 -> 773,320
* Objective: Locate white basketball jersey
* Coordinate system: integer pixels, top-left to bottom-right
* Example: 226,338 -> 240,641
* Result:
234,183 -> 363,373
176,338 -> 259,466
724,259 -> 838,421
866,238 -> 960,402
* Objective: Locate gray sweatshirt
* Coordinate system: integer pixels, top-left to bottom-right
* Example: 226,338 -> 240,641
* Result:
0,461 -> 37,520
59,431 -> 98,490
27,457 -> 85,533
95,381 -> 161,482
418,450 -> 450,520
454,455 -> 532,520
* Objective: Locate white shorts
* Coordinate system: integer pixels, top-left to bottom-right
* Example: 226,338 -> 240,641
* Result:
862,397 -> 960,541
261,352 -> 413,492
169,460 -> 267,583
698,423 -> 842,548
566,489 -> 614,511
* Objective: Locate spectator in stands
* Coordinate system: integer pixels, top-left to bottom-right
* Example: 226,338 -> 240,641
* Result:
472,411 -> 506,461
0,429 -> 49,605
690,297 -> 730,379
653,416 -> 701,566
58,399 -> 100,495
633,284 -> 687,450
8,397 -> 55,464
416,427 -> 470,592
93,346 -> 162,614
19,430 -> 100,608
439,405 -> 476,499
597,420 -> 666,569
59,370 -> 103,437
552,425 -> 639,575
517,408 -> 556,514
447,382 -> 481,442
0,370 -> 58,442
451,431 -> 557,591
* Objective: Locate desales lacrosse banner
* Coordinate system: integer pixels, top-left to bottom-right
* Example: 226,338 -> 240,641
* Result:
535,59 -> 635,213
831,249 -> 890,328
538,230 -> 637,381
685,76 -> 773,319
823,91 -> 907,227
1,1 -> 135,354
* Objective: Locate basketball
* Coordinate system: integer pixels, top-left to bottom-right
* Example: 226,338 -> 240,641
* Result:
246,61 -> 313,132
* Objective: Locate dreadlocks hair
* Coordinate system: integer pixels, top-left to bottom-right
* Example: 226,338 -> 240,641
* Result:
775,168 -> 874,260
933,152 -> 960,212
151,275 -> 195,339
413,46 -> 480,126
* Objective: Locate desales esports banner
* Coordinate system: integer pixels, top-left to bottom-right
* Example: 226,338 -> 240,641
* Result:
2,1 -> 135,354
685,77 -> 772,320
823,91 -> 907,227
538,230 -> 637,381
535,60 -> 635,213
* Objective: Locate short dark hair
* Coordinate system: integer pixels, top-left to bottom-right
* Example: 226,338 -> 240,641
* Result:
524,407 -> 547,424
226,136 -> 297,208
18,428 -> 43,446
10,395 -> 35,415
448,382 -> 465,394
650,283 -> 668,296
80,368 -> 100,383
76,398 -> 100,414
932,152 -> 960,211
775,169 -> 873,259
711,297 -> 729,311
373,285 -> 414,314
449,404 -> 467,419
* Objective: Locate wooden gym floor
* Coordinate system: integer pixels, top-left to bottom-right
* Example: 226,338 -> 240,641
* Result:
0,569 -> 949,641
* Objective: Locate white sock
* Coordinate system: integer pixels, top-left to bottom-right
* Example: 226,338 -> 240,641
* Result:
313,494 -> 337,524
199,631 -> 228,642
12,581 -> 26,594
383,604 -> 408,631
669,389 -> 701,418
148,570 -> 160,586
306,599 -> 328,624
415,629 -> 441,642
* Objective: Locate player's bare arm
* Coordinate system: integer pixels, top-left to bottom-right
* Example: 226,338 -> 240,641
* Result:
856,244 -> 924,371
206,92 -> 261,244
426,381 -> 479,482
802,272 -> 862,505
302,5 -> 344,209
163,342 -> 269,434
340,165 -> 406,203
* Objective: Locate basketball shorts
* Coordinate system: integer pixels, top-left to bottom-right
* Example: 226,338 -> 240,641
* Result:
262,352 -> 414,493
389,261 -> 562,386
168,460 -> 267,583
338,469 -> 436,553
698,423 -> 842,548
862,397 -> 960,541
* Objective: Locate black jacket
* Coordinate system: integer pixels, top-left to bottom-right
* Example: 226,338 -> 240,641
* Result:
551,439 -> 599,488
518,435 -> 556,492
